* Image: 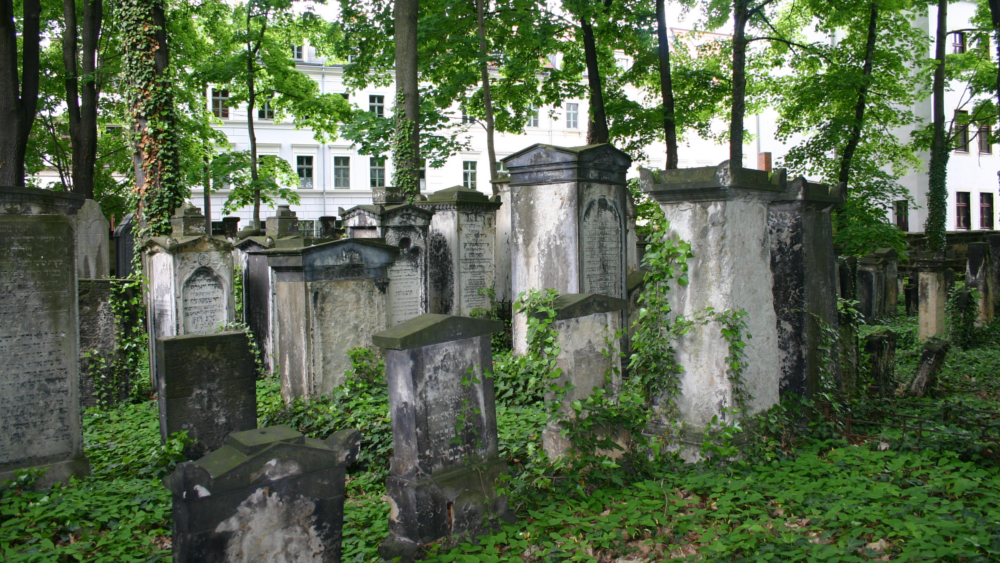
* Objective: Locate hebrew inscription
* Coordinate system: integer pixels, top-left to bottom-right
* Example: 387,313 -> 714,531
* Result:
389,253 -> 422,325
458,213 -> 494,313
581,196 -> 623,298
183,267 -> 227,334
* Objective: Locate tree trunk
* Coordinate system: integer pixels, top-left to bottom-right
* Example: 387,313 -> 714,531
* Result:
203,154 -> 211,234
394,0 -> 421,197
837,1 -> 878,193
582,15 -> 609,145
730,0 -> 749,170
656,0 -> 677,169
246,10 -> 266,229
0,0 -> 41,187
63,0 -> 102,199
476,0 -> 498,190
989,0 -> 999,192
925,0 -> 949,252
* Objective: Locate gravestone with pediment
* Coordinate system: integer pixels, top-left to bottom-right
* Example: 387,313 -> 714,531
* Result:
0,186 -> 91,488
380,204 -> 435,326
266,238 -> 397,400
502,144 -> 631,354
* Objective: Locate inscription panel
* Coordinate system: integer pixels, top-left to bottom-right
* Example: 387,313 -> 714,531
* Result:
581,196 -> 624,298
182,267 -> 227,334
0,217 -> 80,467
458,212 -> 495,314
389,253 -> 422,325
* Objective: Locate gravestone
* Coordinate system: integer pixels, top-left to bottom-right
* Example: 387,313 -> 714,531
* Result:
374,314 -> 512,562
0,186 -> 90,487
156,332 -> 257,459
856,253 -> 886,322
492,176 -> 513,308
989,235 -> 1000,310
222,216 -> 240,239
909,338 -> 949,398
266,204 -> 299,239
78,279 -> 123,408
114,212 -> 135,279
235,237 -> 274,372
166,425 -> 361,563
503,144 -> 631,354
380,205 -> 434,326
74,199 -> 110,280
837,256 -> 858,300
904,283 -> 918,316
874,248 -> 899,315
768,177 -> 844,398
914,257 -> 947,339
966,242 -> 994,327
864,329 -> 897,397
267,239 -> 397,400
836,257 -> 860,394
319,216 -> 345,239
536,294 -> 627,460
341,205 -> 382,239
418,186 -> 501,316
639,162 -> 784,429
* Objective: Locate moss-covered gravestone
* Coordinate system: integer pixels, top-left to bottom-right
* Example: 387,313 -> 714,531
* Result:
166,425 -> 361,563
374,314 -> 513,562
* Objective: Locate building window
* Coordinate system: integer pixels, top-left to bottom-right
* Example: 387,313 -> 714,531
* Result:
463,161 -> 477,190
211,89 -> 229,119
955,110 -> 970,153
956,191 -> 971,230
370,156 -> 386,188
980,124 -> 992,154
527,106 -> 539,128
952,32 -> 966,54
334,156 -> 350,189
982,193 -> 995,230
566,103 -> 579,129
462,106 -> 473,124
292,45 -> 304,60
296,156 -> 314,189
369,95 -> 384,117
894,200 -> 909,232
258,98 -> 274,120
496,161 -> 508,175
420,160 -> 426,191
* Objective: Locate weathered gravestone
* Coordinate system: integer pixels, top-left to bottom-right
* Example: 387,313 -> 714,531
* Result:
418,186 -> 501,317
267,239 -> 397,400
989,235 -> 1000,311
768,177 -> 844,398
536,294 -> 627,460
503,144 -> 631,354
909,338 -> 950,398
156,331 -> 257,459
266,204 -> 299,238
0,186 -> 91,487
74,199 -> 110,280
166,425 -> 361,563
78,279 -> 124,408
905,282 -> 918,316
914,256 -> 948,339
341,205 -> 382,239
857,253 -> 886,322
837,256 -> 860,393
492,176 -> 513,309
381,204 -> 434,326
864,329 -> 897,397
114,212 -> 135,279
875,248 -> 899,315
966,242 -> 994,327
374,314 -> 512,562
319,216 -> 345,239
639,162 -> 784,428
222,216 -> 240,239
235,237 -> 273,372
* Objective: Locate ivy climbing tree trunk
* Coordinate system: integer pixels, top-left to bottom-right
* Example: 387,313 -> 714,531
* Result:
476,0 -> 498,189
582,13 -> 609,145
925,0 -> 949,252
119,0 -> 184,235
0,0 -> 41,187
394,0 -> 421,197
63,0 -> 103,199
730,0 -> 750,170
656,0 -> 678,169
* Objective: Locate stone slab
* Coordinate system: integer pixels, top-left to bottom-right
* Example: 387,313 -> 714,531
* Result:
74,199 -> 110,280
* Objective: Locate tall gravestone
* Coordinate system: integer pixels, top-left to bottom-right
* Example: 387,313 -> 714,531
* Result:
156,332 -> 258,459
966,242 -> 994,327
914,257 -> 948,339
503,144 -> 631,354
492,176 -> 513,308
267,239 -> 397,400
768,177 -> 844,398
875,248 -> 899,315
856,253 -> 886,322
380,204 -> 434,326
78,279 -> 122,408
75,199 -> 110,280
114,212 -> 135,279
166,425 -> 361,563
341,206 -> 382,239
419,186 -> 501,316
639,163 -> 784,430
0,186 -> 91,487
235,237 -> 273,372
989,235 -> 1000,311
374,314 -> 512,562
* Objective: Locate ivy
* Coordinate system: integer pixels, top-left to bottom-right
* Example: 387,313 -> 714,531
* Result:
392,95 -> 420,199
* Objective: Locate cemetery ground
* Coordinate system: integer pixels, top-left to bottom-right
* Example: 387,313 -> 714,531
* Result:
4,315 -> 1000,562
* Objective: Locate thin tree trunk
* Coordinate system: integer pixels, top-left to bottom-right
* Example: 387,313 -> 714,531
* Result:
394,0 -> 421,197
989,0 -> 999,192
203,154 -> 211,234
247,10 -> 266,229
582,15 -> 609,145
730,0 -> 749,170
476,0 -> 498,190
656,0 -> 678,169
63,0 -> 102,199
837,1 -> 878,193
0,0 -> 41,187
925,0 -> 949,252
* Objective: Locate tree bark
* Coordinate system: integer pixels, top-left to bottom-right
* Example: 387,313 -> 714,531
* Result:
730,0 -> 749,170
476,0 -> 498,190
0,0 -> 41,186
247,10 -> 263,228
203,154 -> 211,234
925,0 -> 949,252
837,1 -> 878,193
63,0 -> 102,199
394,0 -> 421,197
989,0 -> 999,192
656,0 -> 677,169
582,15 -> 609,145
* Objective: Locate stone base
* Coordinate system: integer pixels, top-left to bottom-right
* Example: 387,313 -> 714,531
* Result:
0,455 -> 91,490
380,458 -> 513,563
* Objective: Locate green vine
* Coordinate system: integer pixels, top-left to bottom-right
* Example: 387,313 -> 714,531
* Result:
392,94 -> 419,199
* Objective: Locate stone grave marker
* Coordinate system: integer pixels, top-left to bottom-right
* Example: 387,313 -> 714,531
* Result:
966,242 -> 994,326
989,235 -> 1000,310
156,331 -> 257,459
266,238 -> 397,400
78,279 -> 123,408
114,212 -> 135,279
319,216 -> 345,239
874,248 -> 899,315
380,204 -> 434,326
0,186 -> 91,487
166,425 -> 361,563
235,237 -> 273,372
374,314 -> 512,562
909,338 -> 950,398
341,205 -> 382,239
492,176 -> 513,308
857,253 -> 886,322
864,329 -> 897,397
74,199 -> 110,280
222,216 -> 240,239
914,256 -> 948,339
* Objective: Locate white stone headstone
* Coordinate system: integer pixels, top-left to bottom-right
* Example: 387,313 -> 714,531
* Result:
74,199 -> 110,279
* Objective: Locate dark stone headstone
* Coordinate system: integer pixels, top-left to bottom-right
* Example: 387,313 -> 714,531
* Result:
857,254 -> 886,322
988,235 -> 1000,310
966,242 -> 994,326
318,216 -> 344,239
222,216 -> 240,239
837,256 -> 858,300
79,279 -> 125,408
874,248 -> 898,315
374,314 -> 512,562
166,425 -> 361,563
909,338 -> 949,398
236,238 -> 272,372
114,212 -> 135,279
211,221 -> 226,236
864,329 -> 897,397
266,205 -> 299,238
155,331 -> 257,459
904,283 -> 918,316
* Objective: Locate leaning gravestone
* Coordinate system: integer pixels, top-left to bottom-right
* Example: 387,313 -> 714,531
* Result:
166,425 -> 361,563
267,238 -> 397,400
156,331 -> 258,459
0,186 -> 91,487
74,199 -> 110,280
380,204 -> 434,326
374,314 -> 512,562
966,242 -> 994,327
